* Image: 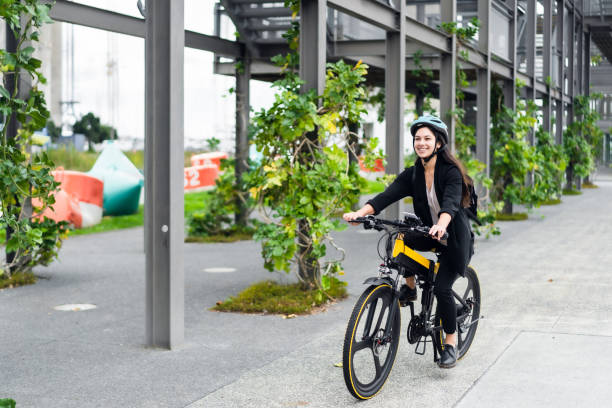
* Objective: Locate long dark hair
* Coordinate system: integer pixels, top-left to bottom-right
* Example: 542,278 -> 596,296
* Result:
430,128 -> 473,208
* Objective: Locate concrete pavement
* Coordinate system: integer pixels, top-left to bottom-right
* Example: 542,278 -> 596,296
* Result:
1,167 -> 611,407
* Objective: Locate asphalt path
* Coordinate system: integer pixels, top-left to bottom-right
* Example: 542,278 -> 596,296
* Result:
1,167 -> 611,407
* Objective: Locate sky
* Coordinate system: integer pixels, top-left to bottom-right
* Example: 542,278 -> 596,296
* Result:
41,1 -> 416,155
55,0 -> 277,152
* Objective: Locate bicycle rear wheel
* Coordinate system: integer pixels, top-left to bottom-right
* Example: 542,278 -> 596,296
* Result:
434,266 -> 481,359
342,284 -> 400,400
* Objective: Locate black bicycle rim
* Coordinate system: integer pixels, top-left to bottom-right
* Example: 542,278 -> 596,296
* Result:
343,285 -> 400,399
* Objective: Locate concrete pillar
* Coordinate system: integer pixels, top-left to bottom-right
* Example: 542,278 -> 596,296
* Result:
145,0 -> 185,349
416,4 -> 425,23
567,7 -> 575,124
439,0 -> 456,152
543,0 -> 553,133
384,0 -> 406,220
555,0 -> 564,144
235,58 -> 250,226
526,0 -> 537,145
299,0 -> 326,96
476,0 -> 491,176
50,22 -> 63,125
584,31 -> 590,97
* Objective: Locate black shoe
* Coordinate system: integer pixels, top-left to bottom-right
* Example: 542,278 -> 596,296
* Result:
438,344 -> 457,368
398,285 -> 417,306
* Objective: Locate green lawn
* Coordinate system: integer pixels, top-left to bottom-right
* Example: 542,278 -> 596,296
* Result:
64,190 -> 212,237
362,179 -> 386,194
2,179 -> 383,240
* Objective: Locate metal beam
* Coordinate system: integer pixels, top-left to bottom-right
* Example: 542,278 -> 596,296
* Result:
236,7 -> 292,18
145,0 -> 185,349
405,15 -> 451,53
327,0 -> 399,31
214,60 -> 282,75
333,39 -> 436,57
48,0 -> 243,57
184,31 -> 244,57
439,0 -> 456,151
384,0 -> 406,220
48,0 -> 145,37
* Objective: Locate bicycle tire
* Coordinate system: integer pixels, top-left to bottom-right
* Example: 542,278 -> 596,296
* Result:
434,266 -> 481,360
342,284 -> 401,400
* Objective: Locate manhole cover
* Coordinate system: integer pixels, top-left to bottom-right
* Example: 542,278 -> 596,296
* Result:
54,304 -> 97,312
203,267 -> 236,273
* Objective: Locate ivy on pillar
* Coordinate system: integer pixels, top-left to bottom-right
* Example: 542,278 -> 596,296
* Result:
476,0 -> 491,178
297,0 -> 326,283
235,57 -> 250,226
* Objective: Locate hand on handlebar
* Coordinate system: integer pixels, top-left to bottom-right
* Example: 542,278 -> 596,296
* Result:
428,224 -> 447,241
343,211 -> 363,225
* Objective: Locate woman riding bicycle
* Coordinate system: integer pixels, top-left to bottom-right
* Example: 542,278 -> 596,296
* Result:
343,115 -> 474,369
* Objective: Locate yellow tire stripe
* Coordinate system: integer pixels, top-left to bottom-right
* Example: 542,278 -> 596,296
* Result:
347,284 -> 399,400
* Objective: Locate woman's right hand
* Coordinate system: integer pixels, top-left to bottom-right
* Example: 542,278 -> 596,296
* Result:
343,211 -> 363,225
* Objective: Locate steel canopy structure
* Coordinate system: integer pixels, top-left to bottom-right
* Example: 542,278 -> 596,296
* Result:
16,0 -> 609,348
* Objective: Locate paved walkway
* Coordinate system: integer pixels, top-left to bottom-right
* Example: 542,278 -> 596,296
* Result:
1,167 -> 612,407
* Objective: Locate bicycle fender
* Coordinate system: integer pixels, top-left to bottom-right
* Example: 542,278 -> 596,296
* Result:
362,276 -> 393,287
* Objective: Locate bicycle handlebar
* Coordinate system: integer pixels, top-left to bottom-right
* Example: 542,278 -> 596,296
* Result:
352,215 -> 449,242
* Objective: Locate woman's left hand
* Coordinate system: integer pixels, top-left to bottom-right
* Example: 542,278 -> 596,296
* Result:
429,224 -> 447,241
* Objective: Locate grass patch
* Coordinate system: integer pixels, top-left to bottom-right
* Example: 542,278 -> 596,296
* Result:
582,182 -> 598,189
0,398 -> 16,408
495,212 -> 528,221
562,189 -> 582,196
184,190 -> 213,214
47,148 -> 202,172
0,271 -> 37,289
539,198 -> 562,205
46,147 -> 98,172
212,279 -> 348,315
69,190 -> 213,236
69,205 -> 144,236
361,179 -> 386,195
185,231 -> 253,243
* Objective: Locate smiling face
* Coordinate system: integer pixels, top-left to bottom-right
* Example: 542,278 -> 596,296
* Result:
413,126 -> 441,159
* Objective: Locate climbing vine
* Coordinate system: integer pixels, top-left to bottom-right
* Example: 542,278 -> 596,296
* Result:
248,1 -> 382,291
563,94 -> 603,190
1,1 -> 68,278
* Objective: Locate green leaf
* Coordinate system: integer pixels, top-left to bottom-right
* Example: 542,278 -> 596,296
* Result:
0,85 -> 10,99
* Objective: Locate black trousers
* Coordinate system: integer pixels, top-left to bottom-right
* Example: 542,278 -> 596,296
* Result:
434,253 -> 459,335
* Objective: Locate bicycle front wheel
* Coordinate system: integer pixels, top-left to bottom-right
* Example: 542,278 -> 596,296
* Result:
342,284 -> 400,400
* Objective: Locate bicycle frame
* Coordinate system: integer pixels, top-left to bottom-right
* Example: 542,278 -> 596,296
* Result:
368,229 -> 467,363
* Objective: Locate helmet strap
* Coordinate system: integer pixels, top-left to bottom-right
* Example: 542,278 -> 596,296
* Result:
422,143 -> 447,163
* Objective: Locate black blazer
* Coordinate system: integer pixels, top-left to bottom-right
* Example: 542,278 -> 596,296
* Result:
366,156 -> 473,276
